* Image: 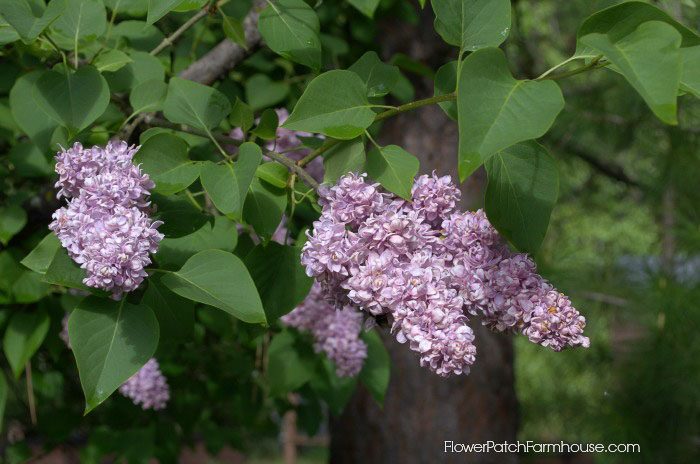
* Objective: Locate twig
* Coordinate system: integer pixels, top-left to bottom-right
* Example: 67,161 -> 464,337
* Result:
266,150 -> 319,190
178,0 -> 265,84
150,4 -> 214,56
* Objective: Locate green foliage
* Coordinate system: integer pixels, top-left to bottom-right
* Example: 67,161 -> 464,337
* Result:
366,144 -> 419,199
3,309 -> 50,378
244,242 -> 313,322
162,250 -> 266,324
485,141 -> 559,254
0,0 -> 698,459
69,297 -> 159,412
284,70 -> 376,139
432,0 -> 511,52
258,0 -> 322,71
457,47 -> 564,180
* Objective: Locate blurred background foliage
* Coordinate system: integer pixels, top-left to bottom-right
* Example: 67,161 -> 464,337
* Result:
0,0 -> 699,462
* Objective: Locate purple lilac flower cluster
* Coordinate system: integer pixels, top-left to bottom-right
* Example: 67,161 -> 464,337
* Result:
49,141 -> 163,299
61,313 -> 170,410
118,358 -> 170,411
300,172 -> 589,377
282,283 -> 367,377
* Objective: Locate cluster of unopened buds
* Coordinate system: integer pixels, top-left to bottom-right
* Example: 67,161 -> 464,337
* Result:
61,313 -> 170,410
290,172 -> 589,377
49,141 -> 163,299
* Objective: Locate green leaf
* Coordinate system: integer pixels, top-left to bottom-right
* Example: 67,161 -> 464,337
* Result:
256,162 -> 288,188
152,193 -> 208,238
146,0 -> 182,24
258,0 -> 322,71
251,108 -> 279,140
284,70 -> 376,139
244,243 -> 313,322
243,178 -> 287,240
10,71 -> 57,151
348,51 -> 400,97
42,247 -> 91,292
359,330 -> 390,407
93,49 -> 132,72
134,133 -> 200,195
69,296 -> 159,413
0,17 -> 20,45
235,142 -> 264,204
161,249 -> 266,324
347,0 -> 380,18
0,0 -> 65,41
142,274 -> 194,349
323,137 -> 366,183
457,48 -> 564,180
21,233 -> 61,275
244,74 -> 289,111
0,204 -> 27,245
221,13 -> 246,48
32,65 -> 110,133
163,77 -> 231,131
575,1 -> 700,58
485,141 -> 559,254
268,331 -> 316,396
11,271 -> 49,303
310,358 -> 357,415
51,0 -> 107,47
681,45 -> 700,97
434,60 -> 458,120
200,161 -> 240,216
229,97 -> 254,133
8,142 -> 53,178
104,50 -> 164,92
157,216 -> 238,268
580,21 -> 682,125
3,309 -> 50,378
366,144 -> 419,200
129,78 -> 167,114
432,0 -> 511,52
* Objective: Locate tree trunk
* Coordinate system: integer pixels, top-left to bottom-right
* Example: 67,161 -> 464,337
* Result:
329,6 -> 518,464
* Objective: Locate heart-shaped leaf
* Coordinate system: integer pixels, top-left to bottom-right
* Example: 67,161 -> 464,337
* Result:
161,249 -> 266,324
32,66 -> 110,133
163,77 -> 231,131
366,144 -> 419,200
284,70 -> 376,140
457,47 -> 564,180
69,297 -> 159,413
3,310 -> 50,378
133,133 -> 200,195
485,141 -> 559,254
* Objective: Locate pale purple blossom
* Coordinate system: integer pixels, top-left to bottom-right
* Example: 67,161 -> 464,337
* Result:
49,141 -> 163,299
118,358 -> 170,411
300,172 -> 589,377
282,284 -> 367,377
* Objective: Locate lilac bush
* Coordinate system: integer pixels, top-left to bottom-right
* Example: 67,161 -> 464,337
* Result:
301,172 -> 589,377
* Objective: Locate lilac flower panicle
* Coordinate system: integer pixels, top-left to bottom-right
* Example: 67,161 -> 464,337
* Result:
118,358 -> 170,411
282,284 -> 367,377
49,141 -> 163,299
300,172 -> 590,377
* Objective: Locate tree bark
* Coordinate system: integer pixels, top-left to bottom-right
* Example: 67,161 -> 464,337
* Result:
329,6 -> 518,464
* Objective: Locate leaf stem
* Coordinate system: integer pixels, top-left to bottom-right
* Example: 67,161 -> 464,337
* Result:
266,150 -> 320,190
537,56 -> 606,81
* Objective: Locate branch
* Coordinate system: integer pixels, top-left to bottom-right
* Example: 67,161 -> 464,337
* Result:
178,0 -> 265,84
562,142 -> 644,189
